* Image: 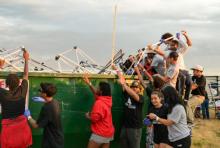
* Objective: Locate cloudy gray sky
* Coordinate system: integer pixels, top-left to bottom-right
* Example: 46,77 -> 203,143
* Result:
0,0 -> 220,75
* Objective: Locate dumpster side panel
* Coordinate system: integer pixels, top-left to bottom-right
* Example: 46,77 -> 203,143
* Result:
0,74 -> 149,148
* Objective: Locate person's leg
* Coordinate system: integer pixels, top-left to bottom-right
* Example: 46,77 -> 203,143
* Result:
188,95 -> 205,114
158,143 -> 166,148
127,128 -> 142,148
205,99 -> 210,119
177,71 -> 186,100
185,101 -> 194,123
154,144 -> 160,148
87,140 -> 101,148
101,143 -> 110,148
194,106 -> 201,118
183,70 -> 192,101
159,143 -> 172,148
201,100 -> 206,119
120,127 -> 129,148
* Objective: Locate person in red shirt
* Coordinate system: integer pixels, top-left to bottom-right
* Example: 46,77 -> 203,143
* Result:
83,74 -> 115,148
144,50 -> 157,76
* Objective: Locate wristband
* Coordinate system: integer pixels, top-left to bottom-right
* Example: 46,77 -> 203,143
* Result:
89,82 -> 92,86
143,69 -> 146,72
156,116 -> 159,121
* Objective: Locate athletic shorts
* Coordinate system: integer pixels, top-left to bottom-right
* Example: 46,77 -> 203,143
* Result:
89,133 -> 113,144
170,135 -> 191,148
154,131 -> 170,144
153,126 -> 170,145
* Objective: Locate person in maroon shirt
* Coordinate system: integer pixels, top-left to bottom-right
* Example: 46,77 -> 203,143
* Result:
0,50 -> 32,148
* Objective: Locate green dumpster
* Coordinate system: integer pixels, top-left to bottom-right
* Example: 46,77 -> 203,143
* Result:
0,72 -> 150,148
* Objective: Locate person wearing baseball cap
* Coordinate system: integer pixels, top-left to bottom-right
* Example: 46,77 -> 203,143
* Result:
112,64 -> 144,148
186,65 -> 206,123
190,65 -> 204,72
130,80 -> 141,88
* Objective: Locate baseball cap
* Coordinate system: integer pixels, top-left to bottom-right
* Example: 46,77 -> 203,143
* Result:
146,50 -> 156,54
191,65 -> 204,72
130,81 -> 140,88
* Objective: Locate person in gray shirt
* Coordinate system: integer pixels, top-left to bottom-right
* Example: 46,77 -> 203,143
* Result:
152,51 -> 179,89
148,87 -> 191,148
151,54 -> 166,76
166,52 -> 179,88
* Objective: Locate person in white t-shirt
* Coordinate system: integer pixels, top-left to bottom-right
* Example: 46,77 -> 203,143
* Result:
151,31 -> 192,101
169,37 -> 192,102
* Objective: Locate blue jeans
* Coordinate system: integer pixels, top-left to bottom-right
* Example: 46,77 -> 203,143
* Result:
176,70 -> 192,100
201,99 -> 210,119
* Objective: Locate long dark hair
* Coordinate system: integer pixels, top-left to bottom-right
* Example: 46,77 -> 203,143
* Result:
162,86 -> 182,113
99,82 -> 111,96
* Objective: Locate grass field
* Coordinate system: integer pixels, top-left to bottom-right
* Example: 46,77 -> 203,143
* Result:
192,109 -> 220,148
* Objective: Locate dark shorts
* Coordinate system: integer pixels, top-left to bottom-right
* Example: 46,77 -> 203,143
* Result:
170,135 -> 191,148
153,129 -> 170,144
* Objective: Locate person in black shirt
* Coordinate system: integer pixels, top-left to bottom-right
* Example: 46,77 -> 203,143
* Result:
112,64 -> 144,148
147,90 -> 171,148
186,65 -> 206,123
24,83 -> 64,148
0,50 -> 32,147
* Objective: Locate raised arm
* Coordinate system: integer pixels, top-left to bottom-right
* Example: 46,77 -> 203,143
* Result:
118,78 -> 140,102
83,73 -> 98,95
23,49 -> 29,80
0,59 -> 5,69
137,64 -> 153,82
112,64 -> 125,82
182,30 -> 192,47
134,66 -> 145,88
147,44 -> 166,59
112,64 -> 141,102
112,64 -> 126,91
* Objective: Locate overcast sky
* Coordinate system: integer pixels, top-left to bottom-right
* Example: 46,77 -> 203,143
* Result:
0,0 -> 220,75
